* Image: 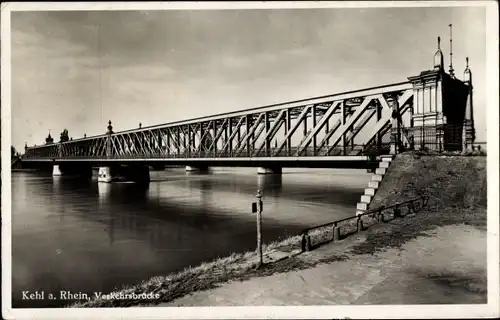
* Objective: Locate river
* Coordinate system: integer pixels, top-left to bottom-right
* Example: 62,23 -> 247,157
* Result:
11,167 -> 371,308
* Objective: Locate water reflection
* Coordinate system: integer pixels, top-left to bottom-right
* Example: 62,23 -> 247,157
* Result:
257,174 -> 283,197
98,182 -> 111,203
12,168 -> 371,308
185,170 -> 211,176
52,176 -> 61,193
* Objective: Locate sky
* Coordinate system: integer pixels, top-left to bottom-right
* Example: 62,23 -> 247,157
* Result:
10,6 -> 487,152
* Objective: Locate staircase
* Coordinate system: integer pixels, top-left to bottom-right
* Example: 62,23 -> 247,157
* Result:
356,154 -> 394,215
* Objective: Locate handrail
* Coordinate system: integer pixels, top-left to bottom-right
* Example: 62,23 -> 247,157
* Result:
300,196 -> 429,252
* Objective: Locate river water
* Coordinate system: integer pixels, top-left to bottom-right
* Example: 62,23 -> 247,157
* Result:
11,167 -> 371,308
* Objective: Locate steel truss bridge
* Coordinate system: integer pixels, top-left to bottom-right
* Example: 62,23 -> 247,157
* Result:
23,82 -> 414,168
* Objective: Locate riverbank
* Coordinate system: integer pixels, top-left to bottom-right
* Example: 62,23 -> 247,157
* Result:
72,153 -> 487,308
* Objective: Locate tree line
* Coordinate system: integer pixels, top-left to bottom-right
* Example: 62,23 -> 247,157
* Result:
12,146 -> 21,159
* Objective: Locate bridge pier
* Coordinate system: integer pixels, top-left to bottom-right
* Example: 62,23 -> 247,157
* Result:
98,165 -> 150,183
52,164 -> 92,177
98,167 -> 118,183
185,165 -> 209,173
257,167 -> 282,175
52,165 -> 63,176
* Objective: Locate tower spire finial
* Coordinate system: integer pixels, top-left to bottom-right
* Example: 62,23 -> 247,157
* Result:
433,36 -> 444,70
464,56 -> 472,83
449,24 -> 455,77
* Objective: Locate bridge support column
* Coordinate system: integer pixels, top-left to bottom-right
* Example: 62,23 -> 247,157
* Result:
185,165 -> 209,172
98,165 -> 150,183
52,164 -> 92,177
98,167 -> 118,183
257,167 -> 282,175
52,165 -> 63,176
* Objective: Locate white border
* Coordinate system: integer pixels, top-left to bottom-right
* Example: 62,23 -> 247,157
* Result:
2,1 -> 499,319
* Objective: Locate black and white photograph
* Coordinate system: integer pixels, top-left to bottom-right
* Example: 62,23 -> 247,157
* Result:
1,1 -> 499,319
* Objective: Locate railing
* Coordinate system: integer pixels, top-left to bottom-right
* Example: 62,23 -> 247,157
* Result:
403,124 -> 484,154
23,144 -> 385,160
300,196 -> 429,252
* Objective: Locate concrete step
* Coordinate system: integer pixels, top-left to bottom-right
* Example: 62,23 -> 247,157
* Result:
360,195 -> 372,203
375,168 -> 387,175
357,202 -> 368,211
368,181 -> 380,189
379,161 -> 390,168
372,174 -> 383,182
365,188 -> 376,196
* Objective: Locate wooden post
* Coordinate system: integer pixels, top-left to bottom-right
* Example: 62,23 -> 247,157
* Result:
256,189 -> 263,268
377,211 -> 384,223
357,217 -> 364,232
393,205 -> 401,218
301,234 -> 307,252
333,223 -> 340,242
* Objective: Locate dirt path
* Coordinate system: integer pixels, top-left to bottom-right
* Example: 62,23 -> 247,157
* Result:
159,224 -> 486,306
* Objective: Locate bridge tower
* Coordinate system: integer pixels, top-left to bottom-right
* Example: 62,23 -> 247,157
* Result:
106,120 -> 113,158
406,34 -> 470,152
52,132 -> 64,176
462,57 -> 476,151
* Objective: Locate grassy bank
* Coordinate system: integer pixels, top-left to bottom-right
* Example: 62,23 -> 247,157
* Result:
370,153 -> 486,211
351,153 -> 487,255
72,153 -> 486,308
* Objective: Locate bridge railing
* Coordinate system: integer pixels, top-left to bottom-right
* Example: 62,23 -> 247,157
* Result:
23,144 -> 383,160
299,196 -> 429,252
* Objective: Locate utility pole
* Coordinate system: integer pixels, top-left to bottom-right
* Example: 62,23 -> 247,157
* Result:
253,189 -> 264,268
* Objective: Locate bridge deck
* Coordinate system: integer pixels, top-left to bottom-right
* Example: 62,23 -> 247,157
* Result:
22,155 -> 369,162
21,155 -> 379,169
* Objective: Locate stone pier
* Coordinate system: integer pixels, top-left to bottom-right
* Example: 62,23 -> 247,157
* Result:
185,165 -> 209,172
52,165 -> 63,176
97,165 -> 150,183
52,164 -> 92,177
98,167 -> 118,183
257,167 -> 282,175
